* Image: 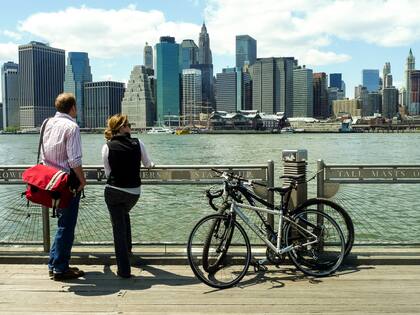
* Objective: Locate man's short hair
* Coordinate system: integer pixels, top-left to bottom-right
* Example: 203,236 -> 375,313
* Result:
55,93 -> 76,114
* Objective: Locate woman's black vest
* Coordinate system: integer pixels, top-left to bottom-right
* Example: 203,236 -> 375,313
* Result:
106,134 -> 141,188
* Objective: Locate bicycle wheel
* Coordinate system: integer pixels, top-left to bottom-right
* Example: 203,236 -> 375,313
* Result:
187,214 -> 251,289
293,198 -> 354,258
202,214 -> 234,273
285,209 -> 345,277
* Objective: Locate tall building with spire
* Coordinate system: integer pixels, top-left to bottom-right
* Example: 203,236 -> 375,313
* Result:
144,42 -> 153,70
198,23 -> 212,65
405,49 -> 415,107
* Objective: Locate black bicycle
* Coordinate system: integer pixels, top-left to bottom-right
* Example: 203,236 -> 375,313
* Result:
206,170 -> 354,258
187,169 -> 347,289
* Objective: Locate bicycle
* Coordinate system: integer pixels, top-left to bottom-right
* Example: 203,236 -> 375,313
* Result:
187,169 -> 346,289
206,169 -> 354,258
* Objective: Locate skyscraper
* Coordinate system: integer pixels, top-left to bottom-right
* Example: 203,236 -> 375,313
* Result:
1,61 -> 19,129
355,85 -> 369,116
409,70 -> 420,115
313,72 -> 328,118
383,62 -> 391,88
405,49 -> 415,107
382,87 -> 398,118
155,36 -> 180,123
198,23 -> 212,65
362,69 -> 380,92
144,42 -> 153,70
121,65 -> 155,129
179,39 -> 198,71
63,52 -> 92,127
293,67 -> 313,117
251,57 -> 295,116
18,41 -> 65,128
215,67 -> 251,112
182,69 -> 202,126
84,81 -> 125,128
236,35 -> 257,68
329,73 -> 342,89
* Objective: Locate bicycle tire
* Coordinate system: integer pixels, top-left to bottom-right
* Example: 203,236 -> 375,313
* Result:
285,209 -> 346,277
187,214 -> 251,289
293,198 -> 354,258
202,215 -> 234,273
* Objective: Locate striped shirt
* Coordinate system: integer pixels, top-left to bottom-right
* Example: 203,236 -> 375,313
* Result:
40,112 -> 83,173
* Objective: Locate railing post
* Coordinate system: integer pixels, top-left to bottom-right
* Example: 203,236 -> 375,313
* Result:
317,159 -> 325,199
42,206 -> 50,253
282,150 -> 307,209
267,160 -> 275,228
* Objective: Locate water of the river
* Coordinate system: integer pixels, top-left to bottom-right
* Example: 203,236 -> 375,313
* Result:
1,133 -> 419,244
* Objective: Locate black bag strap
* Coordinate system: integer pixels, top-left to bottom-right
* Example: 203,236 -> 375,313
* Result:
37,118 -> 51,164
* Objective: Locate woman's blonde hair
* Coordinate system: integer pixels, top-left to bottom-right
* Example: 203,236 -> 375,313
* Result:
104,114 -> 128,140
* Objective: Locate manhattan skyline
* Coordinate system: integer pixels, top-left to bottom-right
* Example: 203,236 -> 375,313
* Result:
1,0 -> 420,100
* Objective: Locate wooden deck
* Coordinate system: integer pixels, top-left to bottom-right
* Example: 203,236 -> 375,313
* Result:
0,247 -> 420,314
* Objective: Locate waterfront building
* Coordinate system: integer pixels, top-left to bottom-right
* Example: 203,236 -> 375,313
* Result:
182,69 -> 202,126
198,23 -> 212,65
329,73 -> 342,89
121,65 -> 155,129
362,69 -> 380,92
292,66 -> 313,117
332,99 -> 362,118
63,52 -> 92,127
404,49 -> 415,107
251,57 -> 295,116
313,72 -> 329,119
1,61 -> 19,129
382,86 -> 399,118
383,62 -> 391,88
144,42 -> 153,70
155,36 -> 180,124
179,40 -> 199,71
355,85 -> 369,116
84,81 -> 125,128
409,70 -> 420,115
18,41 -> 65,129
236,35 -> 257,69
215,67 -> 252,113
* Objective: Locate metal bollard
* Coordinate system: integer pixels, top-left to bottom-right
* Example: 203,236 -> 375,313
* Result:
282,149 -> 308,209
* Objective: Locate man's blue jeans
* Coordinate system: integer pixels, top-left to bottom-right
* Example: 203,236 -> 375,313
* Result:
48,192 -> 81,273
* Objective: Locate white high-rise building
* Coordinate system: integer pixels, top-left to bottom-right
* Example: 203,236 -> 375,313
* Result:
182,69 -> 202,126
404,49 -> 415,106
144,42 -> 153,70
121,65 -> 155,129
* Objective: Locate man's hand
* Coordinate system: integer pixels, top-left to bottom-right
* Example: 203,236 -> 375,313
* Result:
72,166 -> 87,192
77,178 -> 87,192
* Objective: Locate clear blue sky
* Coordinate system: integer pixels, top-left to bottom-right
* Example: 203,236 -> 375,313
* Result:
1,0 -> 419,99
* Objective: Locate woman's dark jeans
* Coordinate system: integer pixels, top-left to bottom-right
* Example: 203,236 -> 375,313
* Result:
104,187 -> 139,276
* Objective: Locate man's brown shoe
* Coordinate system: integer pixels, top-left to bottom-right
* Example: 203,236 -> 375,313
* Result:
53,268 -> 85,281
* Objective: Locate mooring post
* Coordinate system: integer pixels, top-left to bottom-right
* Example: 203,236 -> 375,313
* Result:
42,206 -> 50,252
282,149 -> 308,209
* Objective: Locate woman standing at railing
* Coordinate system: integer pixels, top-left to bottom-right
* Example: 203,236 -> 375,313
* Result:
102,114 -> 154,278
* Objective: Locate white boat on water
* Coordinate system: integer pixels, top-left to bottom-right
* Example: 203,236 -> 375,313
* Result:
146,127 -> 174,134
280,127 -> 294,134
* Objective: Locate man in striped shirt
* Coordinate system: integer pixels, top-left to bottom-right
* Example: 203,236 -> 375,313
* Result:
41,93 -> 87,281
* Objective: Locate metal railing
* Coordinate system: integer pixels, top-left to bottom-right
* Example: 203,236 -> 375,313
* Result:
317,160 -> 420,245
0,162 -> 274,252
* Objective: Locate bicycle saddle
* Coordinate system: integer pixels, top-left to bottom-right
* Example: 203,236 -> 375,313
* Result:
267,186 -> 292,195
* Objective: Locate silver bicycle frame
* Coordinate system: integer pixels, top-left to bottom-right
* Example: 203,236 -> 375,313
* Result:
230,201 -> 319,256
